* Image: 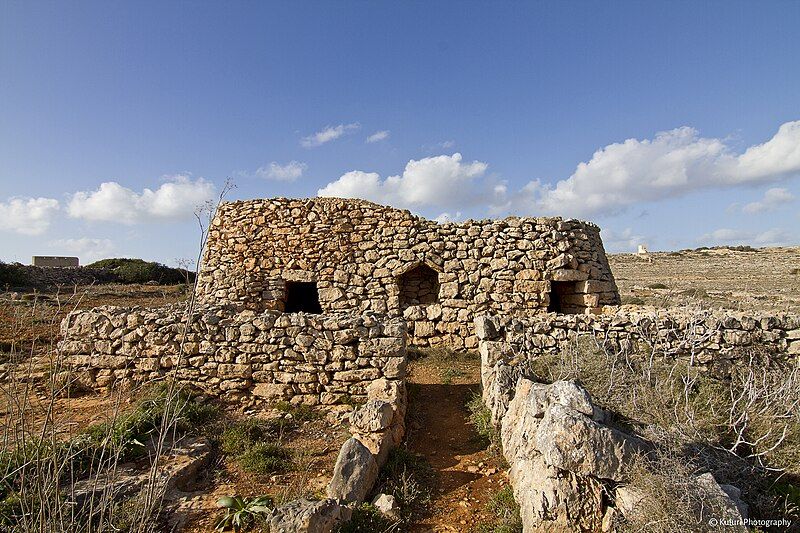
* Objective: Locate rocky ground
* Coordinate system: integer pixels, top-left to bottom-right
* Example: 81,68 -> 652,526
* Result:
1,246 -> 797,531
609,246 -> 800,314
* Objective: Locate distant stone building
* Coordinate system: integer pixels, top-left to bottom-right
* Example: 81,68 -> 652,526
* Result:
32,256 -> 79,267
195,198 -> 620,349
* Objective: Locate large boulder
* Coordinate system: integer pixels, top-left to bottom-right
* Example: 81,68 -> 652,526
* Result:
268,498 -> 352,533
326,438 -> 378,503
499,378 -> 644,532
535,403 -> 637,482
510,455 -> 604,532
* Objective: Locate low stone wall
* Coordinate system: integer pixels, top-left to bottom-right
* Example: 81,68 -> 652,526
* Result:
476,308 -> 800,423
326,378 -> 406,505
59,305 -> 407,405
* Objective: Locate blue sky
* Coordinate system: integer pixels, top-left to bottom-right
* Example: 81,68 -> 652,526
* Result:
1,1 -> 799,266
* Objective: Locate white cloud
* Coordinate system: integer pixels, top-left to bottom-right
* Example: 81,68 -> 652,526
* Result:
49,237 -> 114,263
508,120 -> 800,219
434,212 -> 462,224
318,153 -> 492,210
68,175 -> 216,224
440,140 -> 455,149
301,123 -> 360,148
600,227 -> 647,253
741,187 -> 795,214
366,130 -> 390,143
0,197 -> 60,235
255,161 -> 307,182
697,227 -> 792,247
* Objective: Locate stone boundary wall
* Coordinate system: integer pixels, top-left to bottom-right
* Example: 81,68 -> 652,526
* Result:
476,309 -> 800,424
195,197 -> 620,350
59,305 -> 407,406
1,263 -> 119,289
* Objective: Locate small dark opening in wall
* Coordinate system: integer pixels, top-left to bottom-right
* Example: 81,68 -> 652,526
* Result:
548,281 -> 580,314
284,281 -> 322,314
398,263 -> 440,310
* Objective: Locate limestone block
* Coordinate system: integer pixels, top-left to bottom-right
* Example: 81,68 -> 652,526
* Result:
326,438 -> 378,503
551,269 -> 589,281
268,498 -> 352,533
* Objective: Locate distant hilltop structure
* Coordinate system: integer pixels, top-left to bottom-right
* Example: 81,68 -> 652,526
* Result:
32,256 -> 80,268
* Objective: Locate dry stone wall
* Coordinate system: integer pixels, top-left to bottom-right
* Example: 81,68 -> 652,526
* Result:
59,305 -> 407,406
195,197 -> 620,349
476,309 -> 800,423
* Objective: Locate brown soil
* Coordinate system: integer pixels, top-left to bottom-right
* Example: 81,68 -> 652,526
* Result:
405,352 -> 509,532
178,411 -> 350,532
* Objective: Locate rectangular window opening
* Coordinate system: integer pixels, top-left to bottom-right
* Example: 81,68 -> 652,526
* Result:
284,281 -> 323,314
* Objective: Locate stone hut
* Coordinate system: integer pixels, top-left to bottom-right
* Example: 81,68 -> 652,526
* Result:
195,197 -> 620,349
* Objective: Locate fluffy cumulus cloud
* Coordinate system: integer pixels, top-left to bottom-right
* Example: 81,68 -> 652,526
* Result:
741,187 -> 795,214
301,123 -> 360,148
48,237 -> 114,263
507,120 -> 800,218
255,161 -> 307,181
0,197 -> 60,235
318,153 -> 494,210
697,227 -> 792,247
366,130 -> 390,143
67,175 -> 216,224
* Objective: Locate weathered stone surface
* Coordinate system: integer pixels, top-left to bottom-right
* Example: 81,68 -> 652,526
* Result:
60,308 -> 407,405
372,493 -> 400,520
510,455 -> 604,532
326,438 -> 378,503
193,197 -> 620,348
695,473 -> 749,524
535,404 -> 637,482
268,498 -> 352,533
477,307 -> 800,387
499,379 -> 642,532
350,400 -> 394,433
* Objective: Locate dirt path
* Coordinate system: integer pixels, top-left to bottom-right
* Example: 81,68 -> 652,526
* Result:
405,354 -> 508,532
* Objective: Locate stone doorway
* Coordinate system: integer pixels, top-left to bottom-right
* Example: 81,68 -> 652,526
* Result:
548,280 -> 581,314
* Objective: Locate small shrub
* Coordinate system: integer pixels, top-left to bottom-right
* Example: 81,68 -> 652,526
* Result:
375,448 -> 434,518
87,258 -> 195,285
237,443 -> 292,474
467,391 -> 500,452
615,451 -> 740,533
221,420 -> 273,456
274,401 -> 322,422
0,261 -> 30,288
80,384 -> 218,463
221,419 -> 294,474
441,367 -> 465,384
647,283 -> 668,289
334,503 -> 398,532
473,485 -> 522,533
